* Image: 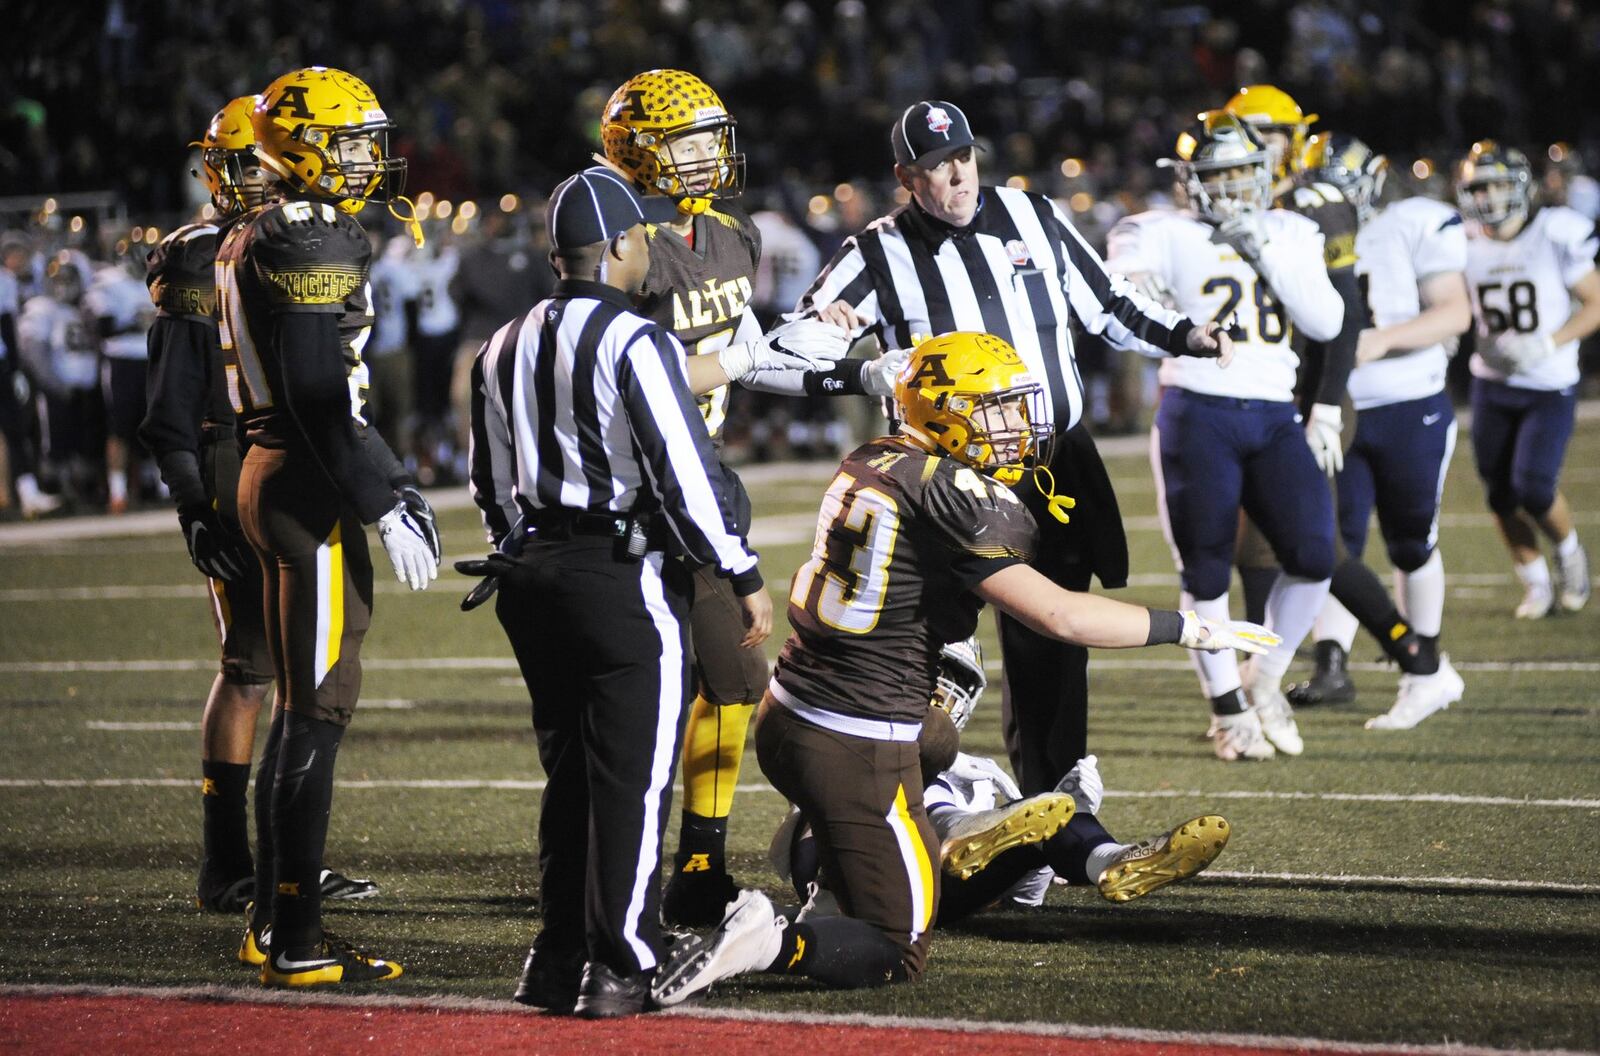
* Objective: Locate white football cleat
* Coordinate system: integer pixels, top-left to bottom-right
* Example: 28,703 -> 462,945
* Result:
1366,655 -> 1465,730
1053,754 -> 1104,815
1208,710 -> 1275,761
1249,685 -> 1304,756
1515,580 -> 1555,619
1557,544 -> 1591,613
651,889 -> 784,1007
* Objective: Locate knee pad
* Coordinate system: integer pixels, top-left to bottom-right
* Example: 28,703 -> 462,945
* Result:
1385,538 -> 1434,575
1514,477 -> 1557,519
1281,535 -> 1336,583
1482,477 -> 1520,516
1180,558 -> 1232,602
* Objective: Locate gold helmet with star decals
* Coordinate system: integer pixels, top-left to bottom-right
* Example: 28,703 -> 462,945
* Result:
1225,84 -> 1318,179
894,332 -> 1051,486
192,96 -> 265,214
600,69 -> 745,216
252,67 -> 406,217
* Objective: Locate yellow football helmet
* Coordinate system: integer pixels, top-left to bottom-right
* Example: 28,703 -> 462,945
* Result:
1455,140 -> 1532,229
192,96 -> 263,214
601,69 -> 745,216
252,67 -> 405,217
894,332 -> 1050,486
1302,132 -> 1388,223
1225,84 -> 1318,179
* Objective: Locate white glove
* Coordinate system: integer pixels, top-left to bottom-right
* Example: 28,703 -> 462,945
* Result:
945,752 -> 1023,803
1178,611 -> 1280,655
1214,211 -> 1270,262
861,347 -> 912,397
377,503 -> 438,590
717,317 -> 851,381
1304,402 -> 1344,477
1488,331 -> 1556,374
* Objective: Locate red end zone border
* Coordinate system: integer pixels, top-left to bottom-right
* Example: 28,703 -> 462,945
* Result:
2,985 -> 1590,1056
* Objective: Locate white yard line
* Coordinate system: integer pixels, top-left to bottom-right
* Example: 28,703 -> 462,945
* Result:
1199,869 -> 1600,895
83,721 -> 198,731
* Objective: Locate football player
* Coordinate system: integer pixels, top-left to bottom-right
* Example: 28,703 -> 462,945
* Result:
770,637 -> 1232,924
1109,112 -> 1345,761
599,69 -> 891,927
1223,85 -> 1364,627
221,67 -> 437,987
141,97 -> 379,921
649,332 -> 1275,1004
17,251 -> 99,505
0,230 -> 61,517
1288,133 -> 1472,728
1456,141 -> 1597,618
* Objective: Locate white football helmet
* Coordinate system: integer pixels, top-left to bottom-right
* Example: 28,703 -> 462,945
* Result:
931,635 -> 986,731
1166,110 -> 1274,225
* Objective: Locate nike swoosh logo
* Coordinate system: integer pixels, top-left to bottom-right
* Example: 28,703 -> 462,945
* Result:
274,952 -> 335,971
1422,413 -> 1442,425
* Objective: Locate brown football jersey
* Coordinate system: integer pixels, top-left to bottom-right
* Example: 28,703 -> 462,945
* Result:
636,205 -> 760,440
775,436 -> 1039,725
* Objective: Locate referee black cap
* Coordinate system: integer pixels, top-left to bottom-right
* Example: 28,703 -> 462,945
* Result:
547,165 -> 680,250
892,100 -> 980,168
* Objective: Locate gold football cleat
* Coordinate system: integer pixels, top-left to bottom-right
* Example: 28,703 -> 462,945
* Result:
1098,814 -> 1230,903
940,792 -> 1076,881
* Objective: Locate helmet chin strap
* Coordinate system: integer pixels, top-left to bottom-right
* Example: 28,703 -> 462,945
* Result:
1031,463 -> 1076,524
677,196 -> 712,216
388,195 -> 426,248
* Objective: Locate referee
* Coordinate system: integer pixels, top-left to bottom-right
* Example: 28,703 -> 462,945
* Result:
467,166 -> 770,1019
800,100 -> 1235,795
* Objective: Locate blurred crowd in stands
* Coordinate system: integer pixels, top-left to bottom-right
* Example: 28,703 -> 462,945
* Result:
2,0 -> 1598,517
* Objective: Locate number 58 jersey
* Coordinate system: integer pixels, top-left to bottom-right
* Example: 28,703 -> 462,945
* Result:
774,436 -> 1038,728
1108,208 -> 1327,402
1466,205 -> 1598,392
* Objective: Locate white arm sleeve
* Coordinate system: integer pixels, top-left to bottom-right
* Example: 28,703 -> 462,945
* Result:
1255,230 -> 1345,343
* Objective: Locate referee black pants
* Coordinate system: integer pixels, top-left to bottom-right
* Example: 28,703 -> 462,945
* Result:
495,535 -> 694,977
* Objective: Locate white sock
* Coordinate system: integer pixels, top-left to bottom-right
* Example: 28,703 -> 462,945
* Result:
1314,596 -> 1360,652
108,470 -> 128,504
1084,841 -> 1132,885
1256,574 -> 1332,686
1516,556 -> 1552,589
1399,550 -> 1446,637
16,473 -> 42,502
1557,531 -> 1582,562
1185,592 -> 1240,697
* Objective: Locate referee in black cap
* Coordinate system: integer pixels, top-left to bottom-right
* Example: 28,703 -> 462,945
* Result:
466,166 -> 771,1018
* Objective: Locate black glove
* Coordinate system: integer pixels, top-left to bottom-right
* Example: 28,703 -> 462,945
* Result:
178,504 -> 252,582
397,484 -> 440,561
454,552 -> 518,612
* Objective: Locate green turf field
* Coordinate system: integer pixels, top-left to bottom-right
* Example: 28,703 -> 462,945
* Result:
2,417 -> 1597,1050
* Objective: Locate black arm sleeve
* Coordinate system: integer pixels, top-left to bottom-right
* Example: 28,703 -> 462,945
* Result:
138,316 -> 211,509
1308,265 -> 1362,406
803,358 -> 871,397
274,312 -> 397,524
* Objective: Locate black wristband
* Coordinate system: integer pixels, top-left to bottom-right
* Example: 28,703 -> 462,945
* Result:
1145,608 -> 1184,646
802,360 -> 869,397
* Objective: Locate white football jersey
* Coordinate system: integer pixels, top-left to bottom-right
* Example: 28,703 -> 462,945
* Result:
0,269 -> 17,362
1349,197 -> 1468,409
19,295 -> 98,390
1108,209 -> 1327,401
368,245 -> 419,358
409,245 -> 460,337
1465,205 -> 1598,391
85,267 -> 153,361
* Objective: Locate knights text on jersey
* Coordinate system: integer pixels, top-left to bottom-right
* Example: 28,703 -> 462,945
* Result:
1349,197 -> 1467,409
1465,205 -> 1599,392
637,205 -> 760,439
147,223 -> 221,323
1286,179 -> 1360,271
214,200 -> 376,446
141,221 -> 237,452
774,436 -> 1038,726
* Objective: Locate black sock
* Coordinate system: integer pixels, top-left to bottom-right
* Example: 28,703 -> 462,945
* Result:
777,917 -> 906,988
674,811 -> 729,872
1330,558 -> 1425,669
1239,566 -> 1278,626
1041,811 -> 1117,886
1211,688 -> 1248,716
270,711 -> 344,953
1413,634 -> 1441,675
201,760 -> 253,879
937,843 -> 1049,923
251,711 -> 285,935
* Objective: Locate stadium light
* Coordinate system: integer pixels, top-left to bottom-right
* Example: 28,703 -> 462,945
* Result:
499,193 -> 519,212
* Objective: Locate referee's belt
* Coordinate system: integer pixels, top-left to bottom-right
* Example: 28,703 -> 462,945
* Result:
200,423 -> 233,444
530,507 -> 654,541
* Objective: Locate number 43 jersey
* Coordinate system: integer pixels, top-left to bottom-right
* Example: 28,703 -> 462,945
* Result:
1465,205 -> 1598,393
775,436 -> 1038,728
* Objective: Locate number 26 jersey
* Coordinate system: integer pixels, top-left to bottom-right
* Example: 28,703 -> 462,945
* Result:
775,436 -> 1038,727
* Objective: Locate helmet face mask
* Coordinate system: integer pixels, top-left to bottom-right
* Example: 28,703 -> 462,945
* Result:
253,68 -> 407,217
930,636 -> 986,731
602,69 -> 746,213
893,331 -> 1053,486
1302,132 -> 1388,224
1170,111 -> 1274,225
195,95 -> 268,214
1455,141 -> 1532,230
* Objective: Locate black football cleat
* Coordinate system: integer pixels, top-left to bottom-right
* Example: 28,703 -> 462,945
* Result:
1285,640 -> 1357,707
196,867 -> 255,914
573,961 -> 652,1019
513,942 -> 586,1013
320,868 -> 380,900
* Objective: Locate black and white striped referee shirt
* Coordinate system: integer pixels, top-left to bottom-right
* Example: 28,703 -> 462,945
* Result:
799,186 -> 1198,432
468,278 -> 759,583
